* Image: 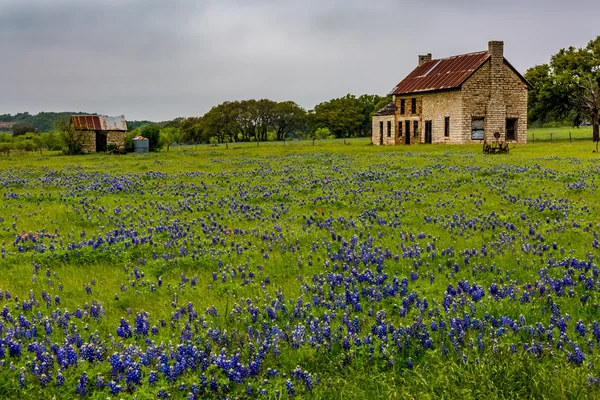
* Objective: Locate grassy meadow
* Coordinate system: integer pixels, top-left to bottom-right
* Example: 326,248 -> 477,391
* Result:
0,138 -> 599,399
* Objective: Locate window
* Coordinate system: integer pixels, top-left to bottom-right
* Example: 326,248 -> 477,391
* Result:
400,99 -> 405,115
379,121 -> 384,135
471,117 -> 484,140
444,116 -> 450,137
405,120 -> 410,138
413,120 -> 419,138
387,121 -> 392,137
411,98 -> 417,114
398,121 -> 403,136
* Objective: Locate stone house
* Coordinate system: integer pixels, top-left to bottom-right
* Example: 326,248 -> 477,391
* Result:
71,115 -> 127,153
372,41 -> 531,145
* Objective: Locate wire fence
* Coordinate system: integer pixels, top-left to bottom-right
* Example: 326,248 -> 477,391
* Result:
527,129 -> 593,143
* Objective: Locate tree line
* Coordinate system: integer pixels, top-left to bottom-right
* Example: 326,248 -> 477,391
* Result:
174,95 -> 389,145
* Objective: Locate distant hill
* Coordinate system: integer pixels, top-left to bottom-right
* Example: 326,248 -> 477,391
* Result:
0,112 -> 169,132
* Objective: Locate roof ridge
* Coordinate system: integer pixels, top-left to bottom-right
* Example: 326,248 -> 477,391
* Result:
428,50 -> 488,63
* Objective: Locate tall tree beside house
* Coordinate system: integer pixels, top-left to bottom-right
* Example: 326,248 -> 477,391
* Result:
358,94 -> 390,136
526,36 -> 600,146
55,116 -> 84,155
309,94 -> 365,138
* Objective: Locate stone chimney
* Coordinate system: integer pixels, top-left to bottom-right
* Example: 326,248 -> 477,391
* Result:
486,41 -> 506,141
418,53 -> 432,66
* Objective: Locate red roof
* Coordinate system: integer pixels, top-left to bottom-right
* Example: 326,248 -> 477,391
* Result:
390,51 -> 490,95
71,115 -> 127,131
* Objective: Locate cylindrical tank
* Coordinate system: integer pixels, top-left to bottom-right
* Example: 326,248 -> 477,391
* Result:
133,139 -> 149,153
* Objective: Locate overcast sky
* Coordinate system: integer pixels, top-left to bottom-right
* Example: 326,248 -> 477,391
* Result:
1,0 -> 598,121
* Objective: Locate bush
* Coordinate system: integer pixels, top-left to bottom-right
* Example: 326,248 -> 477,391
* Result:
0,142 -> 13,155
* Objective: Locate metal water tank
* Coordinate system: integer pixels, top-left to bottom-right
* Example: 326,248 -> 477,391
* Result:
133,138 -> 149,153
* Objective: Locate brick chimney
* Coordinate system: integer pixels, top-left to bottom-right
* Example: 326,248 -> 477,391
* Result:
485,41 -> 506,141
418,53 -> 432,66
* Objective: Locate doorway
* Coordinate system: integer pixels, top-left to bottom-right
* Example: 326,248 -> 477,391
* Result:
506,118 -> 517,141
379,121 -> 384,145
96,131 -> 107,152
425,120 -> 432,144
405,121 -> 411,144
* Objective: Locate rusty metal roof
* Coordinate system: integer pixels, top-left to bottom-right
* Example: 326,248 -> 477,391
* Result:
373,102 -> 396,116
390,51 -> 490,95
71,115 -> 127,131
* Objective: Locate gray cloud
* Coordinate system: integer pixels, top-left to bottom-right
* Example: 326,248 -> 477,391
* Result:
1,0 -> 599,120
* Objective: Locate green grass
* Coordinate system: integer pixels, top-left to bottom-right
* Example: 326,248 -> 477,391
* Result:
0,138 -> 599,399
527,126 -> 593,142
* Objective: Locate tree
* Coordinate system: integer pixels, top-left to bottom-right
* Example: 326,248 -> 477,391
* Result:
141,124 -> 161,151
180,117 -> 206,144
309,94 -> 365,138
12,123 -> 35,137
159,127 -> 176,151
55,116 -> 84,155
271,101 -> 307,141
526,36 -> 600,147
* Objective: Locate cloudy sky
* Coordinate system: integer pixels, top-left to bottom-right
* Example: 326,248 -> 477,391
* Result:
1,0 -> 598,121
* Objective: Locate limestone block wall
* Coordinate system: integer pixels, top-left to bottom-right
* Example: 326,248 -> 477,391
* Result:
80,131 -> 96,153
503,64 -> 528,143
421,90 -> 463,143
462,61 -> 528,144
107,131 -> 127,149
395,96 -> 422,144
371,115 -> 396,145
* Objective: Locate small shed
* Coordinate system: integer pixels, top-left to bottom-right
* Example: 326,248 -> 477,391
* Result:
71,115 -> 127,153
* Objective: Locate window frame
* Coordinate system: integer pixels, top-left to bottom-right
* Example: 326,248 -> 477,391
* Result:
471,116 -> 485,140
411,98 -> 417,114
413,120 -> 418,138
387,120 -> 392,137
398,121 -> 403,137
400,99 -> 405,115
444,116 -> 450,138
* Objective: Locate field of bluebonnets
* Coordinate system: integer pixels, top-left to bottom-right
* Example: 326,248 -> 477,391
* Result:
0,138 -> 599,399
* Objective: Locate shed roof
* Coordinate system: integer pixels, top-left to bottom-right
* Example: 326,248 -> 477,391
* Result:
373,102 -> 396,116
72,115 -> 127,131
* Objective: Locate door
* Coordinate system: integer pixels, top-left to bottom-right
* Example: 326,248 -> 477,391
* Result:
506,118 -> 517,141
96,131 -> 108,152
405,121 -> 411,144
379,121 -> 384,145
425,120 -> 432,144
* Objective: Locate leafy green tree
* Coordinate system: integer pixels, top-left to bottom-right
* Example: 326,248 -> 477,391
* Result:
0,142 -> 13,155
309,94 -> 364,138
180,117 -> 206,144
526,36 -> 600,145
55,116 -> 84,155
12,123 -> 35,137
141,124 -> 161,151
272,101 -> 307,141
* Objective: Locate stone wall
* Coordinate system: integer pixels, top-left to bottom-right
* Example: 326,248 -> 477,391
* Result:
371,115 -> 396,145
80,131 -> 96,153
421,90 -> 463,143
395,96 -> 422,144
461,61 -> 528,144
503,64 -> 528,143
78,130 -> 128,153
107,131 -> 127,149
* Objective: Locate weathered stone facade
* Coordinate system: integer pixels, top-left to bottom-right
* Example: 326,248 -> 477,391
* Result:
72,115 -> 128,153
373,41 -> 530,145
107,131 -> 127,149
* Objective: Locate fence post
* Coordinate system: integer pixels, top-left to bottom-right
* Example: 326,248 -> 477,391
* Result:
550,133 -> 553,142
569,132 -> 572,142
532,132 -> 535,143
